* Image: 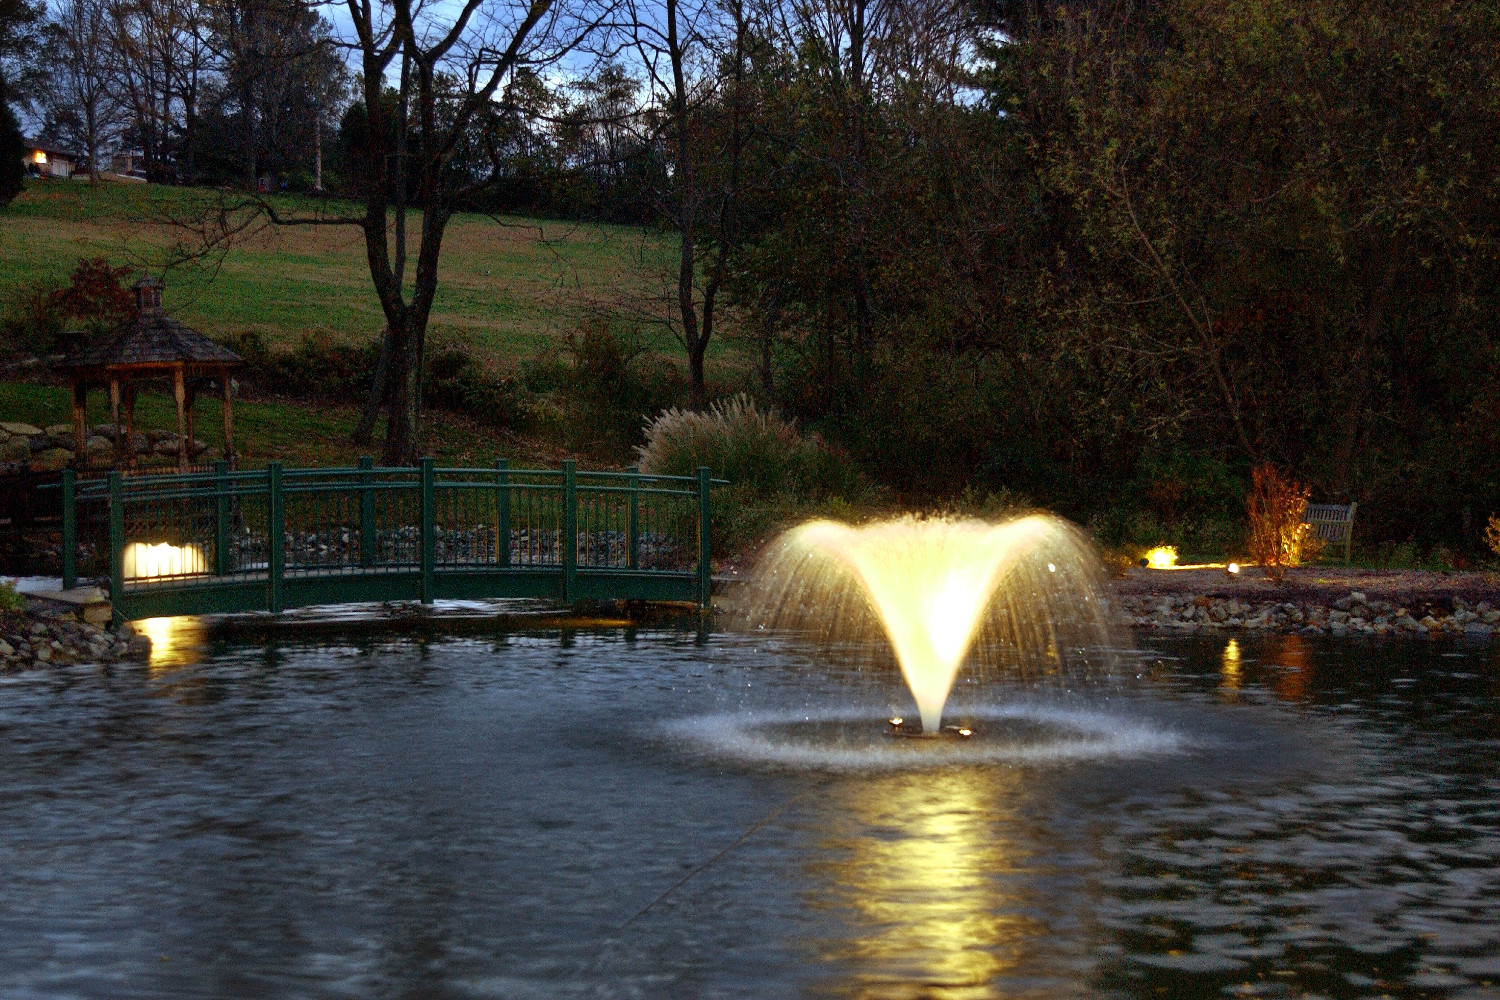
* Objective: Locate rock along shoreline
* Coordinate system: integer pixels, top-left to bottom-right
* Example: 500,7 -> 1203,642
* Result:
1109,590 -> 1498,637
1,600 -> 150,670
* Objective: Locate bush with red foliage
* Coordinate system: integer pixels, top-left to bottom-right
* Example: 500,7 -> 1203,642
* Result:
1,258 -> 135,355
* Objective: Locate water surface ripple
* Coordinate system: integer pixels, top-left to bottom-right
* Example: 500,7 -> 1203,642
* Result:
2,628 -> 1499,998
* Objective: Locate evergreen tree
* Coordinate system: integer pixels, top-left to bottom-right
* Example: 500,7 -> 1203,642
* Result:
0,76 -> 25,206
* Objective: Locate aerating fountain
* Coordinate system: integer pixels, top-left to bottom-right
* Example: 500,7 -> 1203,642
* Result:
740,513 -> 1114,736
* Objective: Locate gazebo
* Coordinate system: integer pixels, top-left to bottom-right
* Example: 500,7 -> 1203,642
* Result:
58,276 -> 244,472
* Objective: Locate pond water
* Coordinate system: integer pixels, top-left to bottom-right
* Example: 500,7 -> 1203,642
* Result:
3,621 -> 1500,998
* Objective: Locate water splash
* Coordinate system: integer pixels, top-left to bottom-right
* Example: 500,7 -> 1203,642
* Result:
739,514 -> 1114,733
662,706 -> 1185,772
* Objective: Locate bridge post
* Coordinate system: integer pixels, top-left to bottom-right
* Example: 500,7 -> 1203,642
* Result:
697,466 -> 712,608
267,462 -> 284,613
420,457 -> 435,604
627,466 -> 639,570
61,468 -> 76,590
496,458 -> 509,567
107,470 -> 123,607
563,459 -> 577,602
359,456 -> 376,568
214,460 -> 230,576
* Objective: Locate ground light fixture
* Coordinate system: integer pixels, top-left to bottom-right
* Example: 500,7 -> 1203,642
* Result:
1141,545 -> 1179,569
121,542 -> 207,580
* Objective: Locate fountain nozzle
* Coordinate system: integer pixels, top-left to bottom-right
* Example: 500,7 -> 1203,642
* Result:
886,718 -> 975,739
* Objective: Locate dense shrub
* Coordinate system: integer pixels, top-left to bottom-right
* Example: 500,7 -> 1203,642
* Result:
221,330 -> 376,401
220,333 -> 529,432
637,394 -> 862,499
1247,464 -> 1321,582
565,319 -> 680,458
422,345 -> 527,431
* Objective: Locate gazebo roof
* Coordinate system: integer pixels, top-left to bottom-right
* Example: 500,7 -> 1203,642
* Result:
59,276 -> 243,373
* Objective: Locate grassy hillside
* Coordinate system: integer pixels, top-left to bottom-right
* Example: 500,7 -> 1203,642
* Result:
0,180 -> 734,367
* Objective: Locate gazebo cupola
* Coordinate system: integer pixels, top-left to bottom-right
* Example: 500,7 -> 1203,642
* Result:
57,275 -> 244,472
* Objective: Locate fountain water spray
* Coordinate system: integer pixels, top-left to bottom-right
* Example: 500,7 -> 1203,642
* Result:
740,514 -> 1113,734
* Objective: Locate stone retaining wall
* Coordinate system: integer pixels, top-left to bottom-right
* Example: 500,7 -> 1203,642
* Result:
0,420 -> 217,473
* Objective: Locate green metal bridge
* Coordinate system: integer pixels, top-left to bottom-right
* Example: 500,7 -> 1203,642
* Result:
60,459 -> 719,621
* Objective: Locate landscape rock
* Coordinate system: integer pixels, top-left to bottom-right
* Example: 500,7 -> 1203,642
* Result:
28,447 -> 75,473
1,603 -> 145,671
0,436 -> 30,462
1111,591 -> 1497,641
0,421 -> 42,436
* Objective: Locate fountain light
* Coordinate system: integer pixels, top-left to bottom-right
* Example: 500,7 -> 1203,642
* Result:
1143,546 -> 1178,570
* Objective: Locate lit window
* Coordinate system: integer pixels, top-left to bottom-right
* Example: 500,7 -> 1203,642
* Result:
34,150 -> 47,164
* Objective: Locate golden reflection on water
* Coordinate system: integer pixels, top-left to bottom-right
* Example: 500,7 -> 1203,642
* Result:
808,768 -> 1041,999
1270,634 -> 1309,702
1220,638 -> 1242,698
135,616 -> 207,673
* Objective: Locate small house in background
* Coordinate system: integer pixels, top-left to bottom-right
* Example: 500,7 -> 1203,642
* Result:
107,150 -> 147,181
23,139 -> 81,179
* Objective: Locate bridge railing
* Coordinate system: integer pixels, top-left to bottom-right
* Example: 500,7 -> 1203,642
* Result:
62,459 -> 720,618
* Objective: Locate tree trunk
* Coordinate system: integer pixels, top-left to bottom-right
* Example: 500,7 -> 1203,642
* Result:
666,0 -> 707,409
382,318 -> 412,465
351,330 -> 393,445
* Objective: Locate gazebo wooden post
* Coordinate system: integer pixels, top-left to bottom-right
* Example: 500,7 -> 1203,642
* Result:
184,381 -> 197,468
109,377 -> 122,467
71,379 -> 87,468
220,367 -> 235,468
122,384 -> 136,470
174,363 -> 188,472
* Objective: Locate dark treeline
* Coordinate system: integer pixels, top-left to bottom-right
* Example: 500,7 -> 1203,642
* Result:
8,0 -> 1499,550
639,0 -> 1500,551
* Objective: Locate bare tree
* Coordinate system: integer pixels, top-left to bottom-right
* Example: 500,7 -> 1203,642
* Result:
110,0 -> 191,179
626,0 -> 749,407
43,0 -> 125,183
206,0 -> 614,463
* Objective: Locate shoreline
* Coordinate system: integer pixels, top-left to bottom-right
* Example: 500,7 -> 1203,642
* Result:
1107,566 -> 1500,637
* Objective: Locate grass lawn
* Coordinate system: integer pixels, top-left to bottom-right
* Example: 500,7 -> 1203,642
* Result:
0,180 -> 742,369
0,382 -> 575,470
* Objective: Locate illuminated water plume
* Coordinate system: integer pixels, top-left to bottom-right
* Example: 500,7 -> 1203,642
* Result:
741,514 -> 1113,733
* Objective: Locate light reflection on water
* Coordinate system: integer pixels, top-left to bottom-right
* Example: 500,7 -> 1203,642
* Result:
1219,638 -> 1241,699
135,615 -> 207,672
808,769 -> 1031,999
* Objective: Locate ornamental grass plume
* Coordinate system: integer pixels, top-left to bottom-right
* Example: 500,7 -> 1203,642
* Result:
1246,464 -> 1321,582
636,394 -> 858,499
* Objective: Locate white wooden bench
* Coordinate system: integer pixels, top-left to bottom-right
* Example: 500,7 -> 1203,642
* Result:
1305,502 -> 1357,564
